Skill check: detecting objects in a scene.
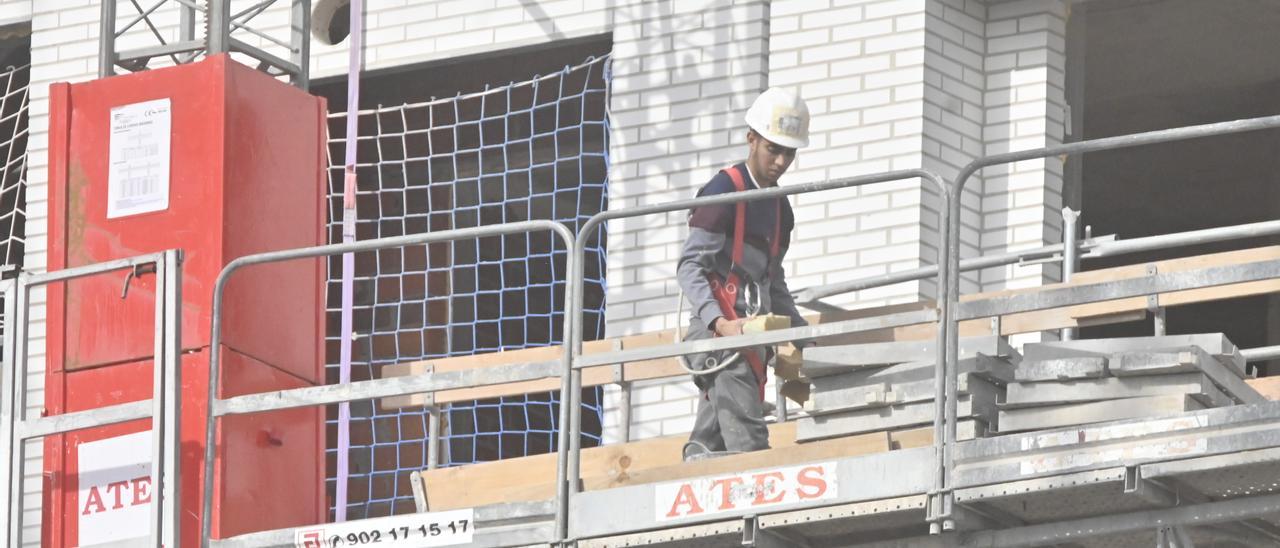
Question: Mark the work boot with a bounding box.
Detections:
[682,440,742,462]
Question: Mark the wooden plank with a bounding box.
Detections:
[381,246,1280,409]
[418,421,798,511]
[1247,376,1280,401]
[581,431,892,491]
[382,303,956,409]
[1068,247,1280,319]
[420,423,967,510]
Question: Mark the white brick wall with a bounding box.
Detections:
[0,0,30,27]
[767,0,930,313]
[980,0,1068,292]
[923,0,985,294]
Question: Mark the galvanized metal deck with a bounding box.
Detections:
[568,402,1280,548]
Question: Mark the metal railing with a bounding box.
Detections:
[937,113,1280,532]
[0,250,182,547]
[199,220,578,547]
[565,168,954,541]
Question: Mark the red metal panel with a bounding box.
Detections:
[44,55,327,547]
[49,58,226,370]
[214,348,327,539]
[52,348,324,546]
[220,59,328,384]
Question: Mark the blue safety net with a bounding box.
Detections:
[0,62,27,269]
[323,55,611,518]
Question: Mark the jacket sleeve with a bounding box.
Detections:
[677,226,728,330]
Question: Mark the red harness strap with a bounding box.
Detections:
[705,165,782,400]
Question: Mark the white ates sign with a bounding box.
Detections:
[293,508,474,548]
[107,98,171,219]
[77,431,153,546]
[654,461,838,522]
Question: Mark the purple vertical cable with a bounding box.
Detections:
[336,0,364,524]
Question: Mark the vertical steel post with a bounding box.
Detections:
[5,277,27,546]
[552,224,579,543]
[774,377,789,422]
[618,382,632,442]
[162,250,183,547]
[427,405,442,469]
[179,0,196,42]
[99,1,118,77]
[291,0,312,89]
[207,0,232,55]
[1061,207,1080,341]
[149,259,167,546]
[0,277,19,547]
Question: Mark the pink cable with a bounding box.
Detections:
[336,0,364,524]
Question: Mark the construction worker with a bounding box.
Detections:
[677,87,812,461]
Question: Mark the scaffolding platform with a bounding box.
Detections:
[566,401,1280,548]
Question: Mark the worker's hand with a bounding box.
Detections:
[712,317,749,337]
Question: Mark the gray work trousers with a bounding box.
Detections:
[684,321,771,454]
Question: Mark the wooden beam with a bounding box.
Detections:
[1247,376,1280,401]
[581,430,891,491]
[418,422,798,511]
[382,246,1280,409]
[381,302,942,409]
[416,423,946,511]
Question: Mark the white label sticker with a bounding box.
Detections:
[654,461,837,522]
[293,508,474,548]
[77,431,153,546]
[108,98,171,219]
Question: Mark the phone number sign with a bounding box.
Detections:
[294,508,473,547]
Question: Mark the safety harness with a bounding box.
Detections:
[704,164,781,401]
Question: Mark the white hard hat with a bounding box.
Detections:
[744,87,810,149]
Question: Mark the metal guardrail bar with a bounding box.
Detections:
[795,241,1068,304]
[1085,218,1280,259]
[0,277,20,547]
[1243,346,1280,363]
[212,359,564,417]
[25,251,167,285]
[15,400,154,439]
[942,113,1280,530]
[956,259,1280,321]
[0,250,182,548]
[199,220,577,547]
[799,216,1280,306]
[567,168,953,542]
[574,309,939,369]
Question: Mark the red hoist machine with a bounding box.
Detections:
[45,54,327,546]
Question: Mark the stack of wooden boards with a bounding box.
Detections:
[796,336,1019,442]
[997,334,1265,432]
[414,420,948,511]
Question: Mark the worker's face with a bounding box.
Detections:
[747,130,796,187]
